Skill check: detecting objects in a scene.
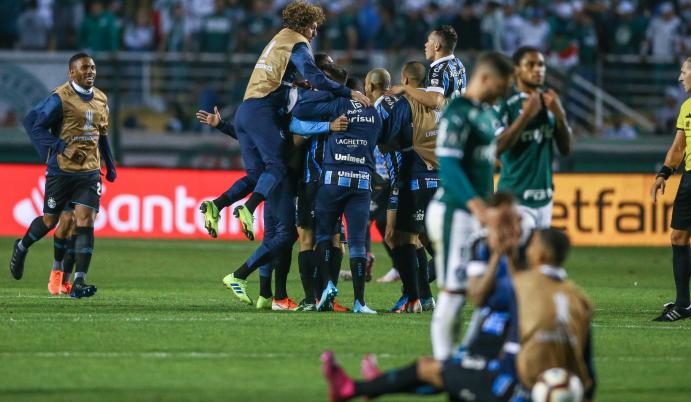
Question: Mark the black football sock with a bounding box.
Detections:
[62,235,76,278]
[274,246,292,300]
[316,241,333,289]
[330,246,344,287]
[259,274,272,299]
[74,226,94,278]
[673,245,691,307]
[353,363,423,398]
[244,192,265,214]
[20,217,51,250]
[53,236,67,270]
[417,247,433,299]
[393,244,419,300]
[350,257,367,305]
[233,263,252,280]
[212,194,232,211]
[427,258,436,283]
[298,250,316,301]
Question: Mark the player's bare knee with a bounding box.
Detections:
[42,214,59,229]
[298,229,315,251]
[416,357,443,387]
[671,229,690,246]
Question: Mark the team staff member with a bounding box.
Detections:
[10,52,116,298]
[652,56,691,322]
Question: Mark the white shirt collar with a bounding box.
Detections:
[430,54,456,68]
[71,81,93,95]
[539,265,567,281]
[374,95,385,109]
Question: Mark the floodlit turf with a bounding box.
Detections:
[1,237,690,402]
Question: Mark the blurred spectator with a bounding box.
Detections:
[401,6,429,51]
[79,1,120,52]
[0,1,22,48]
[655,87,683,135]
[604,115,638,139]
[184,0,215,52]
[642,2,682,60]
[240,0,274,54]
[373,6,402,51]
[199,0,238,53]
[501,3,524,55]
[322,2,357,54]
[17,0,51,50]
[355,0,380,50]
[517,7,550,51]
[573,10,598,80]
[123,9,155,51]
[607,1,647,55]
[451,3,481,53]
[159,2,187,52]
[480,1,504,51]
[548,26,578,70]
[52,0,83,50]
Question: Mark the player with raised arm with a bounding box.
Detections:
[495,46,572,234]
[10,53,116,298]
[221,1,370,305]
[652,56,691,321]
[387,25,466,110]
[425,51,513,361]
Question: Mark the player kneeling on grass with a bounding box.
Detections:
[10,52,116,298]
[321,216,595,401]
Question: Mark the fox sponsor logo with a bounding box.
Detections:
[523,189,553,201]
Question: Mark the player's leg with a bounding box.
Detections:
[314,186,345,311]
[414,186,438,310]
[343,190,375,313]
[272,243,298,311]
[68,174,102,298]
[48,210,75,295]
[330,232,350,312]
[297,226,317,309]
[200,175,257,238]
[61,212,77,293]
[10,175,67,280]
[255,210,277,309]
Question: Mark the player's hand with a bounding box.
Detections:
[351,90,371,107]
[385,85,406,97]
[64,144,87,165]
[522,91,542,120]
[106,168,117,182]
[651,176,666,203]
[543,89,565,117]
[293,79,312,89]
[467,198,489,226]
[329,115,348,132]
[196,106,222,128]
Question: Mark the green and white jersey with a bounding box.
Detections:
[495,88,557,208]
[435,97,500,211]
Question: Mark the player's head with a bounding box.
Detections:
[68,52,96,89]
[679,57,691,94]
[424,25,457,61]
[282,1,325,42]
[322,64,348,85]
[365,68,390,98]
[467,51,514,103]
[486,192,522,246]
[314,52,334,70]
[527,228,571,268]
[400,61,426,88]
[513,46,545,89]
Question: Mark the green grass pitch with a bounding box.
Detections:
[1,237,691,402]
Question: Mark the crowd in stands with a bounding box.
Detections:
[1,0,690,63]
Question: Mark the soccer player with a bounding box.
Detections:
[425,51,513,361]
[651,56,691,321]
[10,52,116,298]
[495,46,572,235]
[291,79,385,313]
[47,209,76,295]
[321,226,596,402]
[388,25,466,110]
[222,1,370,305]
[383,61,441,314]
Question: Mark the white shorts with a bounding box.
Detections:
[518,201,553,243]
[426,200,482,292]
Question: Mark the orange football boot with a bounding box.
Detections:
[48,270,63,295]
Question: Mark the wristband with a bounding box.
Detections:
[657,165,673,180]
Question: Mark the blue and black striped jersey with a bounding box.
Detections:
[426,54,467,99]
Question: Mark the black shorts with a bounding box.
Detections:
[672,170,691,231]
[369,184,389,223]
[395,187,436,234]
[296,181,318,229]
[43,173,101,215]
[441,359,513,402]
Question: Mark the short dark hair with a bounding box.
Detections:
[431,25,458,53]
[476,51,514,78]
[487,191,516,208]
[69,52,92,68]
[512,46,541,65]
[323,64,348,85]
[314,52,333,70]
[538,228,571,266]
[401,61,426,84]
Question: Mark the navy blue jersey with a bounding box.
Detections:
[426,55,467,99]
[383,96,439,184]
[292,90,384,181]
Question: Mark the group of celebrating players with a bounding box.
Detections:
[8,0,603,400]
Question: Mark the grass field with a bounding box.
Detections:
[1,237,691,402]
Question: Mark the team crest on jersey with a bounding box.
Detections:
[47,197,56,209]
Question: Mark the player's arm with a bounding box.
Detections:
[495,92,542,155]
[289,115,348,137]
[467,252,498,307]
[652,128,686,202]
[196,106,237,139]
[22,94,67,163]
[437,115,489,225]
[543,89,572,156]
[98,136,117,182]
[389,85,445,110]
[291,91,344,122]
